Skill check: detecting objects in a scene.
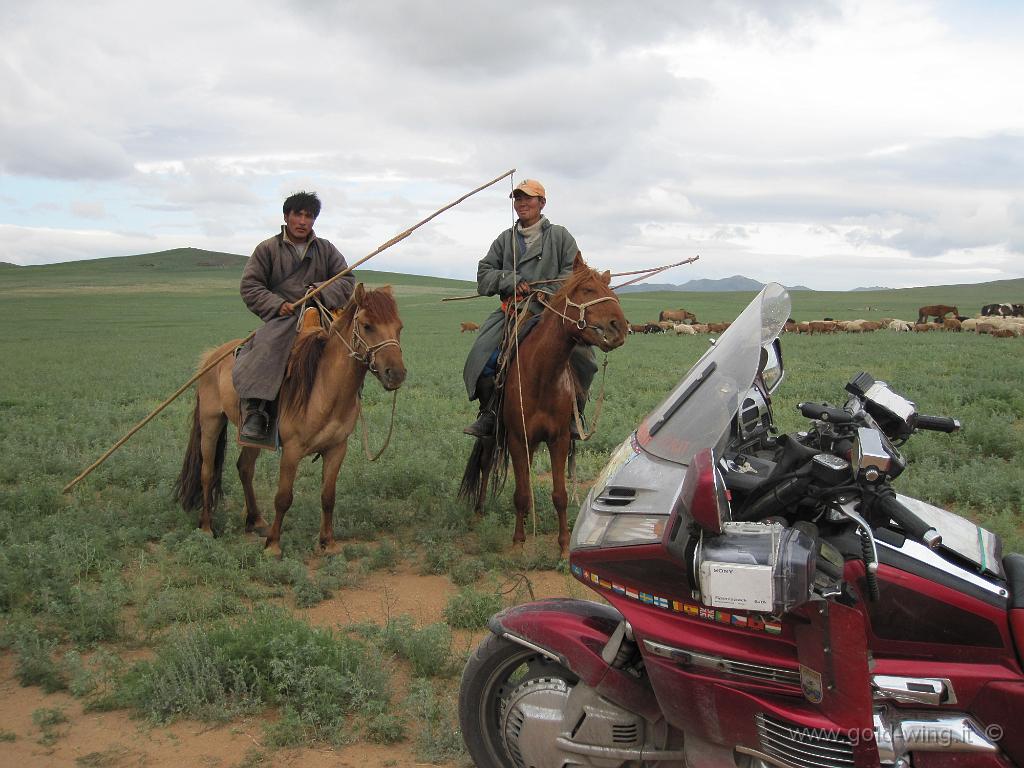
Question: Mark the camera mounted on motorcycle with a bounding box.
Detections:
[845,371,917,440]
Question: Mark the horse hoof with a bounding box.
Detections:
[320,540,343,557]
[247,519,270,537]
[263,542,283,559]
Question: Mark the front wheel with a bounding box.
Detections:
[458,633,580,768]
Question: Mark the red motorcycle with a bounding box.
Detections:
[459,284,1024,767]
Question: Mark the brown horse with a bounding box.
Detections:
[459,254,627,558]
[174,284,406,556]
[917,304,958,324]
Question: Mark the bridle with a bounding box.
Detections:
[536,288,621,333]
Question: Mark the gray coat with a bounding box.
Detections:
[462,217,597,399]
[232,228,355,401]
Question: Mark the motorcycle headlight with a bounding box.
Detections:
[571,506,667,549]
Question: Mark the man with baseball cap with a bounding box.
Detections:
[462,179,597,437]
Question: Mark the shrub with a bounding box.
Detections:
[13,629,66,693]
[442,587,502,630]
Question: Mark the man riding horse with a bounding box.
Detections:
[462,179,597,438]
[233,191,355,442]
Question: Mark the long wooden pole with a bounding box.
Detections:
[62,168,516,494]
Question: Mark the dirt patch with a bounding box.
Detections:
[0,562,593,767]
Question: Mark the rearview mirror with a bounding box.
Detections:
[761,339,784,394]
[663,448,731,562]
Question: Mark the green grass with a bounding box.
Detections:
[1,248,1022,752]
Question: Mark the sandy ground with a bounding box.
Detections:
[0,562,588,767]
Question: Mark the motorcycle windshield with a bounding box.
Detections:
[637,283,791,465]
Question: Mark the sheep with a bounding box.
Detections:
[674,323,697,335]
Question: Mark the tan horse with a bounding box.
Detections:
[459,254,627,558]
[174,284,406,556]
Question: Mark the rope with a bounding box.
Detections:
[360,389,398,461]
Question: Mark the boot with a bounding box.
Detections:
[570,393,587,440]
[240,398,270,441]
[463,376,496,437]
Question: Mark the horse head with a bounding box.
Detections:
[334,283,407,391]
[550,253,627,352]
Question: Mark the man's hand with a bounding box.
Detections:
[279,301,296,316]
[515,280,531,295]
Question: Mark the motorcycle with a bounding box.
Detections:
[458,283,1024,768]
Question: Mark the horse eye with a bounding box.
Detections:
[362,323,374,333]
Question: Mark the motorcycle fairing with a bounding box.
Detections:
[791,599,874,734]
[488,598,663,722]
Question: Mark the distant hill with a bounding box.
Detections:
[851,285,892,292]
[619,275,812,293]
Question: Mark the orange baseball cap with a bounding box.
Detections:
[510,179,546,198]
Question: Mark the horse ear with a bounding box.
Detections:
[353,283,366,304]
[572,252,586,272]
[600,270,611,285]
[380,285,394,296]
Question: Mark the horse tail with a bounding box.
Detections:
[173,395,226,512]
[458,437,489,502]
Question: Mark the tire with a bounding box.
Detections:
[458,633,579,768]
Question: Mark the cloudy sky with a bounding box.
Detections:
[2,0,1022,290]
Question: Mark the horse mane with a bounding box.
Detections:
[280,287,400,416]
[551,263,602,305]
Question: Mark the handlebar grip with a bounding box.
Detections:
[798,402,854,424]
[915,414,961,433]
[878,494,942,549]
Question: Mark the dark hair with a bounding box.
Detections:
[283,191,321,218]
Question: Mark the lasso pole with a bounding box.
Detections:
[62,168,517,494]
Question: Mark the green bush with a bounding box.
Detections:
[442,587,502,630]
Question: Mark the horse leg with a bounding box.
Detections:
[549,436,572,560]
[317,443,348,556]
[508,433,533,551]
[263,447,302,559]
[198,413,226,535]
[236,446,269,535]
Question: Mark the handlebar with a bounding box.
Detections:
[798,402,854,424]
[875,493,942,549]
[914,414,961,433]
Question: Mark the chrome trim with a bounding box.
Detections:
[898,714,998,753]
[756,713,856,767]
[877,538,1008,599]
[501,632,560,663]
[873,675,956,706]
[854,427,892,475]
[736,745,802,768]
[643,639,800,686]
[864,381,917,424]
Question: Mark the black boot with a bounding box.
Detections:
[240,398,270,441]
[464,376,496,437]
[570,393,587,440]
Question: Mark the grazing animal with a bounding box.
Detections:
[628,323,646,334]
[460,321,480,333]
[913,323,936,332]
[888,320,911,332]
[942,317,962,332]
[643,322,665,334]
[673,323,696,335]
[991,328,1016,338]
[808,321,836,335]
[659,308,697,324]
[174,284,406,557]
[917,304,958,324]
[459,255,626,558]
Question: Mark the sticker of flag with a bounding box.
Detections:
[571,565,583,577]
[639,592,654,604]
[764,620,783,635]
[730,614,748,628]
[684,604,699,617]
[715,610,732,624]
[699,607,715,620]
[590,572,600,584]
[625,587,639,600]
[653,596,669,609]
[612,583,626,595]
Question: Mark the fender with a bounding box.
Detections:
[488,597,663,721]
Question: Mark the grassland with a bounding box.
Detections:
[1,249,1022,760]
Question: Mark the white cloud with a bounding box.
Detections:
[1,0,1022,288]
